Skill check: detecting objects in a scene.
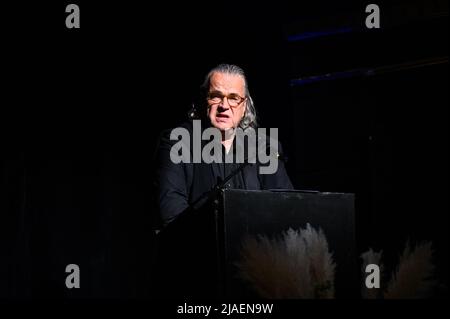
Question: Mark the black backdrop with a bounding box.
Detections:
[1,0,448,298]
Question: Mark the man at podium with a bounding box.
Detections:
[152,64,295,298]
[155,64,293,227]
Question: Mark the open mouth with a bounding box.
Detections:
[215,113,230,122]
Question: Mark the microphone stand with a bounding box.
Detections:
[163,158,251,298]
[189,158,252,211]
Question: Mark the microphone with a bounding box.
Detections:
[187,103,200,119]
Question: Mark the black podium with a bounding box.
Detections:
[155,189,356,299]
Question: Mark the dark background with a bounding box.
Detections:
[1,0,448,298]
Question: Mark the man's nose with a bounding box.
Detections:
[218,97,230,109]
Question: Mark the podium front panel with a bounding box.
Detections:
[220,189,356,298]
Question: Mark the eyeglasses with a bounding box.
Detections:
[207,92,246,108]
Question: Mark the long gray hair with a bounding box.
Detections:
[201,64,258,129]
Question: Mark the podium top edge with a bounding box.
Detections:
[223,189,355,196]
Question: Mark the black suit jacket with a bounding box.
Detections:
[155,120,293,226]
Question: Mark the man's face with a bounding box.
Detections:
[207,72,246,132]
